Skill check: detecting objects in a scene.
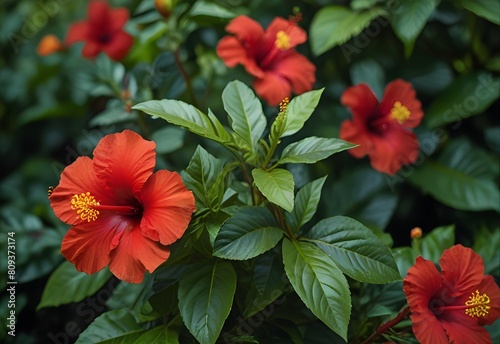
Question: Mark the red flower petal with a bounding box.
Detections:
[225,15,264,45]
[140,170,196,245]
[341,84,379,123]
[477,275,500,326]
[61,213,129,274]
[93,130,156,203]
[265,17,307,48]
[102,30,133,61]
[87,0,111,30]
[82,40,102,58]
[253,72,292,106]
[110,7,130,33]
[339,119,372,158]
[404,256,449,344]
[369,126,419,175]
[379,79,423,128]
[49,156,108,225]
[65,21,90,45]
[441,318,492,344]
[272,53,316,95]
[409,311,449,344]
[404,256,443,313]
[216,36,265,78]
[440,245,485,297]
[108,226,170,283]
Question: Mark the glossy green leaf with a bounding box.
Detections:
[222,80,266,152]
[328,168,399,230]
[304,216,401,283]
[187,1,237,23]
[133,100,230,144]
[282,88,324,137]
[213,207,283,260]
[97,325,179,344]
[279,137,355,165]
[75,309,142,344]
[182,145,226,210]
[151,126,185,154]
[310,6,387,56]
[420,225,455,263]
[37,261,112,310]
[426,72,500,128]
[456,0,500,24]
[252,168,295,212]
[287,176,327,231]
[391,0,439,49]
[178,261,236,344]
[409,139,500,212]
[282,239,351,341]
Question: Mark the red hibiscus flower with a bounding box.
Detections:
[339,80,423,175]
[403,244,500,344]
[49,130,196,283]
[65,0,133,61]
[216,15,316,106]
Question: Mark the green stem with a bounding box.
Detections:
[173,48,198,108]
[262,136,279,169]
[360,306,411,344]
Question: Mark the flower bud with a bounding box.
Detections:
[154,0,176,18]
[37,35,64,56]
[410,227,422,239]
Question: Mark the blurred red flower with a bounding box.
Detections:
[65,0,133,61]
[339,80,423,175]
[404,244,500,344]
[49,130,196,283]
[216,15,316,106]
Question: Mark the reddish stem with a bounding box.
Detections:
[361,306,411,344]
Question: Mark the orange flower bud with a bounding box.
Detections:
[410,227,422,239]
[154,0,176,18]
[37,34,64,56]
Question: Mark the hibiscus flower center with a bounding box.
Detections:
[465,290,491,318]
[71,192,100,222]
[390,101,410,124]
[70,192,141,222]
[275,30,290,50]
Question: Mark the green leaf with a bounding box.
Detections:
[282,89,324,137]
[213,207,283,260]
[151,126,185,154]
[75,309,142,344]
[279,137,355,165]
[178,261,237,344]
[252,168,295,212]
[222,80,266,152]
[97,324,180,344]
[329,168,399,231]
[310,6,387,56]
[408,139,500,212]
[187,1,237,23]
[287,176,327,231]
[37,262,112,310]
[282,239,351,341]
[456,0,500,25]
[182,145,226,210]
[133,100,230,144]
[420,225,455,263]
[391,0,439,51]
[425,72,500,128]
[304,216,401,284]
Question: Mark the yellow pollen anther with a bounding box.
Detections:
[465,290,490,318]
[279,97,290,113]
[390,101,411,124]
[70,192,100,222]
[275,31,290,50]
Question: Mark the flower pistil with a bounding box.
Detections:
[390,101,411,124]
[71,192,100,222]
[275,30,290,50]
[465,290,491,318]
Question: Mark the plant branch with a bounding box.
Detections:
[173,48,198,108]
[361,306,411,344]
